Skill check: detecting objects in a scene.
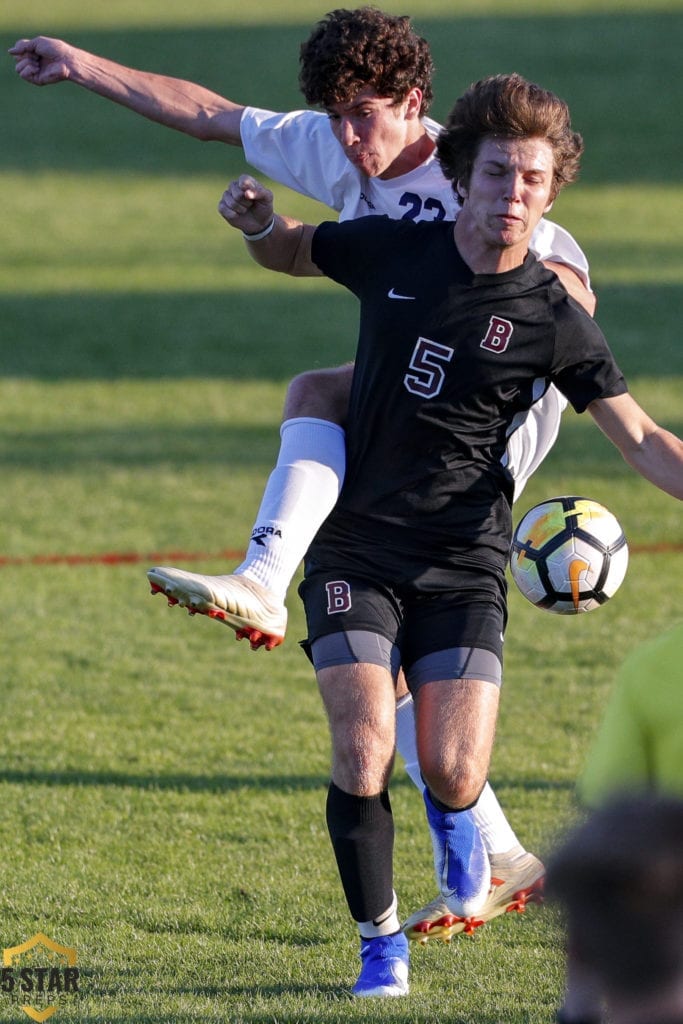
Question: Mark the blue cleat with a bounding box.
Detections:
[423,789,491,918]
[352,932,409,998]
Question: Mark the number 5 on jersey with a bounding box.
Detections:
[404,337,455,399]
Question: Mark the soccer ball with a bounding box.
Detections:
[509,496,629,613]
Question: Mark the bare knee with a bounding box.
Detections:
[415,677,498,809]
[333,730,395,797]
[329,705,396,796]
[283,364,354,426]
[318,664,396,796]
[420,754,486,810]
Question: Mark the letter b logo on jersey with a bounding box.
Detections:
[480,315,513,353]
[326,580,352,615]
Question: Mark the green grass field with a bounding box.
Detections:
[1,1,681,1021]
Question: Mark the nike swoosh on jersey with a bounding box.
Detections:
[388,288,416,300]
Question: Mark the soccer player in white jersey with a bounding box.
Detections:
[11,8,595,940]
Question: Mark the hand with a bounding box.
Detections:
[9,36,74,85]
[218,175,274,235]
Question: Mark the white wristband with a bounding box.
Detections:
[242,217,275,242]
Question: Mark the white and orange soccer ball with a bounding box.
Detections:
[509,496,629,614]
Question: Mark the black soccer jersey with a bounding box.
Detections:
[309,216,627,575]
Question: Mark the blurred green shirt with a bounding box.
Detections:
[579,623,683,807]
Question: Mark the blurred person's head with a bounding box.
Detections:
[547,794,683,1024]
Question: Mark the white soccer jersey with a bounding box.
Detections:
[240,105,592,498]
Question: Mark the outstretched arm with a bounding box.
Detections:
[588,392,683,499]
[218,175,320,277]
[9,36,245,144]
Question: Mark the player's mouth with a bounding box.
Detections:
[494,213,526,234]
[497,212,523,225]
[347,149,373,168]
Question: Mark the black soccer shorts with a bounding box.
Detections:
[298,566,507,692]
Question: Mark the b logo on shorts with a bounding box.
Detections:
[480,315,513,353]
[326,580,352,615]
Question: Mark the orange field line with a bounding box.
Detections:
[0,543,681,568]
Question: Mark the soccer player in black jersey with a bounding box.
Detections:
[220,73,683,998]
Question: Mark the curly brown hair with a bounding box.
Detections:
[299,7,434,114]
[436,74,583,202]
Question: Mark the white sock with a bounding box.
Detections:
[395,691,520,856]
[358,892,400,939]
[472,783,520,855]
[235,417,346,600]
[395,694,423,789]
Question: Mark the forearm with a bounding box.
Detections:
[63,46,244,143]
[218,175,320,276]
[589,395,683,500]
[620,427,683,499]
[244,216,319,276]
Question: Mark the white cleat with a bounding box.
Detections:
[403,850,545,944]
[147,568,287,651]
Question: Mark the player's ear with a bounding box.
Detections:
[544,200,554,213]
[404,87,423,118]
[456,179,468,203]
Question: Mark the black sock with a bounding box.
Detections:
[326,781,394,923]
